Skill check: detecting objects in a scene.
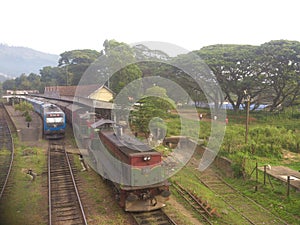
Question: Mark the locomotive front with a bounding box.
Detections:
[87,121,170,212]
[43,104,66,139]
[120,151,171,212]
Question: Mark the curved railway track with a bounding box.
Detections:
[197,168,287,225]
[48,140,88,225]
[0,103,14,199]
[131,209,177,225]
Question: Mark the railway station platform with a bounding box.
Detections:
[4,105,42,142]
[259,165,300,191]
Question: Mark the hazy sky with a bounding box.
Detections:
[1,0,299,55]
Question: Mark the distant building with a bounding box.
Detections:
[44,85,114,102]
[6,90,39,95]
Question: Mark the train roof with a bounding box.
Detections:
[26,97,44,105]
[65,103,83,112]
[101,131,156,155]
[43,104,64,113]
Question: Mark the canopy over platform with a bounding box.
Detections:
[91,119,115,128]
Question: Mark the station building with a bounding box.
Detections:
[43,84,114,120]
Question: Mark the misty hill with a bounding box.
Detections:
[0,44,59,81]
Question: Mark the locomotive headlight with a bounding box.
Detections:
[143,156,151,161]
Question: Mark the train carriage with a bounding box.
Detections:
[22,97,66,139]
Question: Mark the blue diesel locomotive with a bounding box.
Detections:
[25,97,66,139]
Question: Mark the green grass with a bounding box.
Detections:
[164,106,300,223]
[0,149,11,156]
[223,171,300,224]
[72,153,130,225]
[0,139,47,225]
[170,166,251,224]
[285,161,300,171]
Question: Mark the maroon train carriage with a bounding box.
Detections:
[36,97,171,212]
[89,120,170,212]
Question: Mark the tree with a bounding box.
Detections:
[133,44,170,61]
[58,49,100,67]
[169,52,225,111]
[129,86,175,138]
[101,40,142,95]
[27,73,42,92]
[40,66,64,85]
[2,79,16,91]
[256,40,300,111]
[58,49,101,86]
[195,44,264,111]
[145,86,168,97]
[14,74,31,90]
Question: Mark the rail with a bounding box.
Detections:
[172,182,214,225]
[131,209,177,225]
[48,140,88,225]
[0,103,14,199]
[197,168,287,225]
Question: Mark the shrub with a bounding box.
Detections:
[220,125,298,159]
[25,114,32,122]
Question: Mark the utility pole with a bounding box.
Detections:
[244,90,250,144]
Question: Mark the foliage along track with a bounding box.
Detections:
[197,168,287,225]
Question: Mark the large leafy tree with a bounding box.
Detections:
[58,49,100,85]
[2,79,16,90]
[2,73,42,92]
[40,66,64,85]
[27,73,42,91]
[58,49,100,66]
[101,40,142,95]
[14,74,31,90]
[132,45,208,106]
[195,44,264,111]
[256,40,300,111]
[170,53,216,108]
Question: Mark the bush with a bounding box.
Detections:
[25,114,32,122]
[220,125,298,159]
[23,110,29,117]
[230,151,249,178]
[249,126,297,156]
[221,125,245,154]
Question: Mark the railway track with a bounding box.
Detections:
[172,182,214,225]
[131,209,178,225]
[48,140,88,225]
[197,168,287,225]
[0,103,14,199]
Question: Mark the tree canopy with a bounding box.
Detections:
[129,86,175,138]
[195,40,300,111]
[2,39,300,112]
